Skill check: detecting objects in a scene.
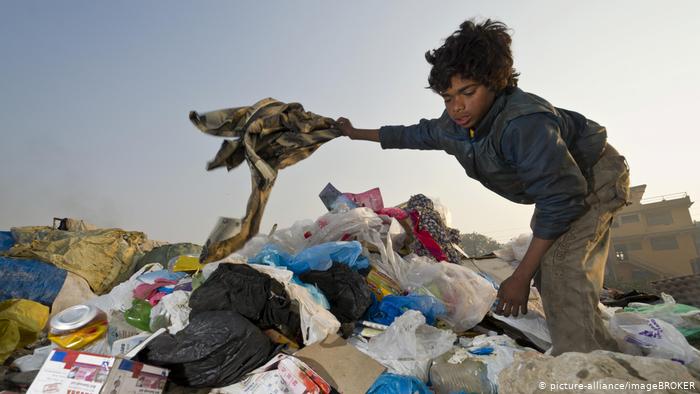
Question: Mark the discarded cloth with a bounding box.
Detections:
[299,263,373,323]
[190,98,341,262]
[138,310,275,388]
[406,194,462,264]
[189,263,300,338]
[3,227,148,294]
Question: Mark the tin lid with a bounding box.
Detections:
[49,304,103,334]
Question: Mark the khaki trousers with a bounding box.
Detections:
[538,144,630,355]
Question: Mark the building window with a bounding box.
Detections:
[646,210,673,226]
[650,235,679,251]
[614,244,628,261]
[627,241,642,251]
[692,258,700,274]
[620,214,640,224]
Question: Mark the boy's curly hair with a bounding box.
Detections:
[426,19,519,94]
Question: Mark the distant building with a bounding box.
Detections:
[606,185,700,282]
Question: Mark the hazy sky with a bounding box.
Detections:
[2,1,699,244]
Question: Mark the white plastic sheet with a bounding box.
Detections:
[364,310,456,381]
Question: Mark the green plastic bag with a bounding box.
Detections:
[124,299,152,332]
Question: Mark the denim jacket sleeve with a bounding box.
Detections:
[378,110,453,150]
[502,113,588,240]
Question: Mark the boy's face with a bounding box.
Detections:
[440,75,496,130]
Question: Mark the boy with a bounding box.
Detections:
[336,19,630,355]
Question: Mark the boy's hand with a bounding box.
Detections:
[495,273,530,317]
[335,117,356,138]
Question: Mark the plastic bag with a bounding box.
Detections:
[138,310,275,388]
[624,293,700,339]
[368,294,447,326]
[299,264,372,323]
[287,284,340,345]
[85,263,163,313]
[250,241,368,274]
[0,299,49,363]
[366,373,431,394]
[291,241,368,273]
[366,310,456,381]
[149,290,191,334]
[400,254,497,331]
[609,312,700,366]
[124,299,153,332]
[493,233,532,263]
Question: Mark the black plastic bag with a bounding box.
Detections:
[137,310,275,388]
[299,263,372,323]
[189,263,300,337]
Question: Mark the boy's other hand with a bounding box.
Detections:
[495,274,530,317]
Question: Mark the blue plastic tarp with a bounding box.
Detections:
[0,257,67,306]
[0,231,14,251]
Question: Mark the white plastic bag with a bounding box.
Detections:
[365,310,456,381]
[287,284,340,345]
[493,233,532,263]
[85,263,163,313]
[149,290,191,334]
[400,255,497,331]
[609,312,700,366]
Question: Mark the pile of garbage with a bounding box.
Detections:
[2,185,700,393]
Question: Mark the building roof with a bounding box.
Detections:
[650,274,700,308]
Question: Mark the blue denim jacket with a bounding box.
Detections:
[379,88,607,240]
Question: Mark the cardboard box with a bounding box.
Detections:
[27,349,168,394]
[293,335,385,394]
